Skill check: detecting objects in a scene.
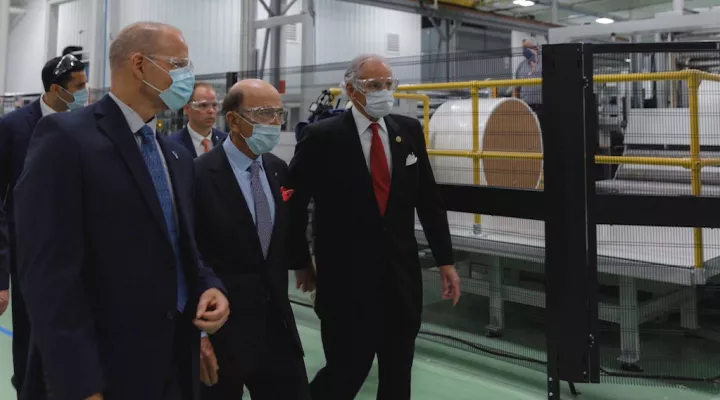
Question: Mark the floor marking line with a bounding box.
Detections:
[0,326,12,338]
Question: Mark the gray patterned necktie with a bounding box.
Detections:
[250,160,272,258]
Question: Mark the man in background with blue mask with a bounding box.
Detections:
[193,79,310,400]
[285,53,460,400]
[13,21,229,400]
[0,52,86,397]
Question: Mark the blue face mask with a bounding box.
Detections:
[237,114,281,155]
[59,87,88,111]
[143,57,195,112]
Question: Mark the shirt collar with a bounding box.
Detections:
[187,124,212,145]
[223,136,263,173]
[40,95,58,117]
[108,91,157,135]
[351,104,387,136]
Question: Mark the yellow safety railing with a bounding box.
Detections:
[328,69,720,268]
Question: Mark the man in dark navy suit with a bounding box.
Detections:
[0,53,87,396]
[14,21,229,400]
[194,79,309,400]
[168,82,227,158]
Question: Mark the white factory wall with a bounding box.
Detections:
[5,0,46,94]
[57,0,93,60]
[5,0,422,94]
[313,0,422,87]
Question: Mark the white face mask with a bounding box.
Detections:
[354,88,395,119]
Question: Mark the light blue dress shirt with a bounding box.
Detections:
[223,138,276,227]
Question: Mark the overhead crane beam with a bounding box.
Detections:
[337,0,557,35]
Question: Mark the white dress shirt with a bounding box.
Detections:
[187,124,213,156]
[40,95,57,117]
[351,105,392,175]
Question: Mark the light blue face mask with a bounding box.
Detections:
[236,114,282,155]
[355,88,395,119]
[143,57,195,112]
[59,87,88,111]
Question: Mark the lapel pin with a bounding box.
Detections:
[275,172,278,177]
[171,150,179,160]
[395,136,402,143]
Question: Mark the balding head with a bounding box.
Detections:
[224,79,285,158]
[109,22,182,71]
[108,21,192,121]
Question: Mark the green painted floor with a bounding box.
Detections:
[2,303,720,399]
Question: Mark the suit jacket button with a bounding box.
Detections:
[166,311,176,320]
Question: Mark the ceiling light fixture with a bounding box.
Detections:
[596,17,614,24]
[513,0,535,6]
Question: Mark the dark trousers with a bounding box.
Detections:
[10,244,31,398]
[310,310,420,400]
[201,317,309,400]
[163,314,195,400]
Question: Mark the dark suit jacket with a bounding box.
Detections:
[13,95,226,400]
[286,112,454,323]
[0,198,7,291]
[0,100,43,290]
[194,145,303,366]
[168,126,227,158]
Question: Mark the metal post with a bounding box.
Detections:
[542,42,600,400]
[300,0,316,119]
[0,0,10,95]
[270,0,283,87]
[87,0,107,92]
[240,0,258,77]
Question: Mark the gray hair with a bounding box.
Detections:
[108,21,180,71]
[343,54,391,83]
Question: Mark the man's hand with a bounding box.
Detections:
[85,394,103,400]
[0,290,8,316]
[295,267,316,293]
[200,336,219,386]
[439,265,461,306]
[193,288,229,334]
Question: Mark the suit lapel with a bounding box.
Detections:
[180,128,198,158]
[262,157,284,251]
[343,112,377,207]
[385,115,407,194]
[157,138,189,235]
[95,96,169,238]
[26,100,42,130]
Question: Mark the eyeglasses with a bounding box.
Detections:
[147,55,194,72]
[353,77,399,93]
[53,54,84,81]
[189,100,219,111]
[239,106,288,125]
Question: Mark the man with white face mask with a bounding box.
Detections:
[193,79,310,400]
[285,54,461,400]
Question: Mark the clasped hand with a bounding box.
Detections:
[193,288,230,334]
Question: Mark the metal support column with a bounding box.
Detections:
[542,42,600,400]
[87,0,108,92]
[300,0,316,118]
[0,0,9,96]
[428,18,459,82]
[240,0,258,77]
[270,0,283,87]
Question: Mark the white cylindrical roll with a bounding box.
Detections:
[426,97,544,242]
[428,97,543,189]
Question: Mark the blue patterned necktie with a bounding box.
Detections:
[250,160,272,258]
[136,125,188,312]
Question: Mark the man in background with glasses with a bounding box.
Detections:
[0,52,86,397]
[13,21,229,400]
[193,79,309,400]
[285,54,461,400]
[169,82,227,158]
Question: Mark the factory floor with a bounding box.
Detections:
[1,303,719,399]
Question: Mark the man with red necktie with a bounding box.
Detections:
[286,53,461,400]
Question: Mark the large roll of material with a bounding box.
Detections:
[425,97,544,244]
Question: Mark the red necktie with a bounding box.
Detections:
[201,138,211,153]
[369,123,391,216]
